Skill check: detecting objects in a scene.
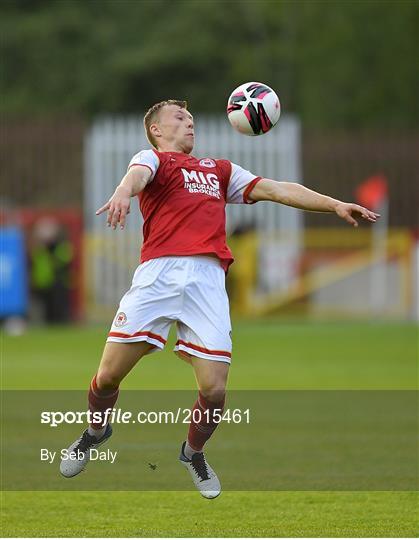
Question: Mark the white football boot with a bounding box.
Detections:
[179,441,221,499]
[60,424,113,478]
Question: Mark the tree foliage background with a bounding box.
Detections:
[1,0,418,128]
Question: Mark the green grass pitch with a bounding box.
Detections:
[2,320,418,537]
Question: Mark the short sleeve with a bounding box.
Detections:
[226,163,262,204]
[128,149,160,182]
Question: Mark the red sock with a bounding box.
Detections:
[88,374,119,429]
[187,391,225,451]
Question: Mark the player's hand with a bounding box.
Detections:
[335,202,380,227]
[96,186,131,229]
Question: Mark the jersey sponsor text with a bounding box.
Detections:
[181,168,221,199]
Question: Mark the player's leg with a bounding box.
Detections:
[175,256,233,498]
[97,341,154,387]
[88,340,155,437]
[186,355,229,452]
[60,341,155,478]
[177,352,229,499]
[176,256,232,450]
[60,258,177,478]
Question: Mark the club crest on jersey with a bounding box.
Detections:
[199,158,216,168]
[114,312,127,327]
[181,168,220,199]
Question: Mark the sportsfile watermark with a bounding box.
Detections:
[2,390,417,491]
[41,407,250,427]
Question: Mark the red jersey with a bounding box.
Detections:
[128,149,261,271]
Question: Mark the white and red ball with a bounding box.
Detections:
[227,82,281,136]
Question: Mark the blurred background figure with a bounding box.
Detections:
[29,218,73,324]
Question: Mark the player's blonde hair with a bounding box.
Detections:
[143,100,188,148]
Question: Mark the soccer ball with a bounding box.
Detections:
[227,82,281,136]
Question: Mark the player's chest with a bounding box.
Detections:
[155,157,226,201]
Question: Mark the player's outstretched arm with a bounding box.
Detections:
[96,166,152,229]
[248,178,380,227]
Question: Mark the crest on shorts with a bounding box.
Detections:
[199,158,216,168]
[114,312,127,327]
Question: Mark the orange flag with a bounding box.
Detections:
[355,175,388,210]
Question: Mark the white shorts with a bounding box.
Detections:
[107,256,232,363]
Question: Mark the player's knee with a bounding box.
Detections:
[96,369,121,390]
[200,385,226,404]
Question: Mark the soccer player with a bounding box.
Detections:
[60,100,379,498]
